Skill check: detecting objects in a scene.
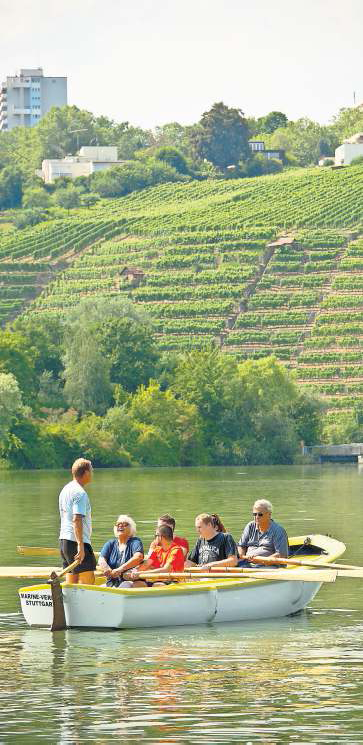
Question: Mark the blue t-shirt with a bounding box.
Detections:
[100,537,144,587]
[238,519,288,558]
[59,480,92,544]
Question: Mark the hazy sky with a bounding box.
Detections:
[1,0,362,129]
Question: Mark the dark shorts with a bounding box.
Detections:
[59,539,97,574]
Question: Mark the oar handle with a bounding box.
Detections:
[57,559,80,579]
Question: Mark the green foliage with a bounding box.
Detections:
[80,192,99,208]
[0,331,37,404]
[271,119,339,166]
[0,372,23,447]
[54,186,81,211]
[154,146,189,174]
[257,111,288,134]
[189,102,250,169]
[14,209,48,229]
[91,160,184,198]
[97,317,160,392]
[350,155,363,167]
[331,107,363,141]
[22,187,51,209]
[0,167,23,210]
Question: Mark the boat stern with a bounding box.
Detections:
[19,584,54,627]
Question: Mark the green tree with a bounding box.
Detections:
[63,336,113,416]
[154,146,189,174]
[271,119,338,165]
[189,102,250,170]
[127,381,205,466]
[0,372,23,447]
[22,187,50,209]
[331,107,363,141]
[0,331,37,404]
[98,317,160,392]
[54,185,81,211]
[171,347,238,457]
[153,122,191,154]
[80,192,99,208]
[0,167,23,209]
[11,314,63,378]
[14,208,48,229]
[257,111,288,134]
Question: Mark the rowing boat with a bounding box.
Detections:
[18,534,345,629]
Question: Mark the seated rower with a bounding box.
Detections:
[98,514,144,587]
[186,513,238,570]
[147,513,189,558]
[129,524,185,586]
[237,499,288,566]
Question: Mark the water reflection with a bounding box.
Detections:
[2,465,363,741]
[0,613,360,742]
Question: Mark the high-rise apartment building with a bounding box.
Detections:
[0,68,67,131]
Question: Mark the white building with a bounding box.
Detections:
[41,146,125,183]
[335,133,363,165]
[0,68,67,131]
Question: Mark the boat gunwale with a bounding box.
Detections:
[18,534,346,599]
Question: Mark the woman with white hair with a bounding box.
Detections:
[237,499,288,565]
[98,515,144,587]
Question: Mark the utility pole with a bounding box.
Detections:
[69,128,88,152]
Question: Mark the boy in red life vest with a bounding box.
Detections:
[129,524,184,586]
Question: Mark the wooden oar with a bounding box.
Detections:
[0,566,65,579]
[17,545,101,559]
[247,556,363,575]
[136,569,337,583]
[48,559,81,631]
[188,564,363,580]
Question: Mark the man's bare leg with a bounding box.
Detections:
[65,571,95,584]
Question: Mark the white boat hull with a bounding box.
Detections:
[18,534,345,630]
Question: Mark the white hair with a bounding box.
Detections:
[113,514,137,537]
[254,499,273,514]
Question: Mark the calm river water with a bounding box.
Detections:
[1,465,363,743]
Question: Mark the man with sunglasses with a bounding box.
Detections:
[237,499,288,566]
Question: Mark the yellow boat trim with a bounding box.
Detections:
[18,534,346,599]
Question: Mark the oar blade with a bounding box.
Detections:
[17,546,59,557]
[336,568,363,578]
[0,566,62,579]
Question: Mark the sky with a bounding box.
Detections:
[0,0,362,130]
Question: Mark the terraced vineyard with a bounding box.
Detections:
[1,164,363,412]
[0,218,124,324]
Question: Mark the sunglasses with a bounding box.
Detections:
[116,522,130,528]
[252,512,264,517]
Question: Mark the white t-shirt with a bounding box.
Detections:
[59,480,92,544]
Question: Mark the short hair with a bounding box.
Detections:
[71,458,92,478]
[113,514,137,537]
[254,499,273,513]
[158,513,175,531]
[158,524,173,541]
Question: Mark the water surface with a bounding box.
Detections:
[1,465,363,743]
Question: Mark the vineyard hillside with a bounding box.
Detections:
[1,165,363,414]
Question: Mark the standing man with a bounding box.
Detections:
[59,457,97,584]
[237,499,288,565]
